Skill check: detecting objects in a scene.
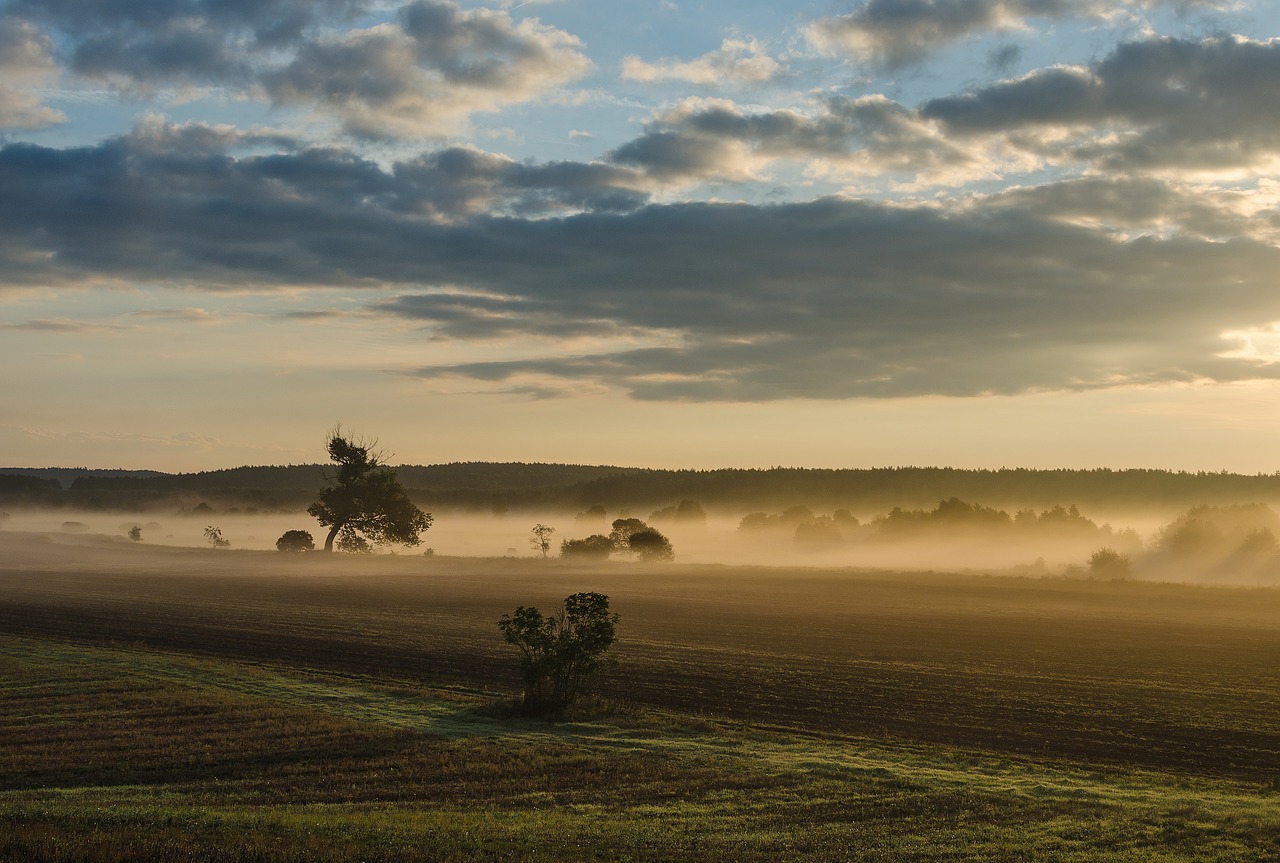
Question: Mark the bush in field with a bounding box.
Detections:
[276,530,315,552]
[498,592,619,714]
[1088,547,1130,579]
[628,528,674,562]
[127,525,142,542]
[560,534,613,559]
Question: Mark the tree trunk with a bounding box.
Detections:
[323,523,341,552]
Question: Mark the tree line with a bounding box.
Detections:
[9,464,1280,515]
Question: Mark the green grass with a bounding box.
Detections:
[2,632,1278,862]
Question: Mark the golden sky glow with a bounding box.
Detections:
[3,0,1280,471]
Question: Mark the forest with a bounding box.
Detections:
[5,463,1280,515]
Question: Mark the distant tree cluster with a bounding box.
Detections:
[737,498,1137,554]
[649,499,706,525]
[1134,504,1280,580]
[559,517,674,562]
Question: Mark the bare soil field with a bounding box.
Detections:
[2,531,1278,783]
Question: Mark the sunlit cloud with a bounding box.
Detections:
[805,0,1231,68]
[607,96,983,187]
[0,17,64,129]
[262,1,592,139]
[622,38,782,85]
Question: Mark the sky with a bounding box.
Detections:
[4,0,1280,473]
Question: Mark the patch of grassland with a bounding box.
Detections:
[2,633,1278,862]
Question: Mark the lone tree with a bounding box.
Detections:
[530,524,556,558]
[307,427,433,553]
[498,592,619,714]
[276,529,315,552]
[203,525,230,548]
[127,525,142,543]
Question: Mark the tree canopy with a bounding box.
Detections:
[307,428,433,553]
[628,528,674,562]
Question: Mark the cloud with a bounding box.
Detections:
[11,425,221,448]
[369,290,667,341]
[0,17,64,129]
[621,37,782,85]
[608,34,1280,187]
[922,35,1280,175]
[5,127,1280,401]
[8,0,368,87]
[262,0,591,138]
[607,96,977,184]
[391,146,647,220]
[807,0,1079,67]
[6,0,588,137]
[0,318,126,333]
[805,0,1226,68]
[124,307,220,322]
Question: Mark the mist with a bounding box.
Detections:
[5,496,1277,587]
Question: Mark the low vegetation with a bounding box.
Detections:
[498,591,619,714]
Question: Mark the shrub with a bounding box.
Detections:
[276,530,315,552]
[560,534,614,559]
[498,592,619,714]
[1088,547,1130,579]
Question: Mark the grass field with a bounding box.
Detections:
[1,532,1279,860]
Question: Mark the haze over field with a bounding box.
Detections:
[4,1,1280,472]
[5,492,1278,587]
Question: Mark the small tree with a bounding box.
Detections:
[203,525,230,549]
[628,528,674,562]
[530,523,556,558]
[276,529,315,552]
[127,525,142,543]
[560,534,614,559]
[307,426,433,552]
[498,592,619,714]
[1089,547,1130,579]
